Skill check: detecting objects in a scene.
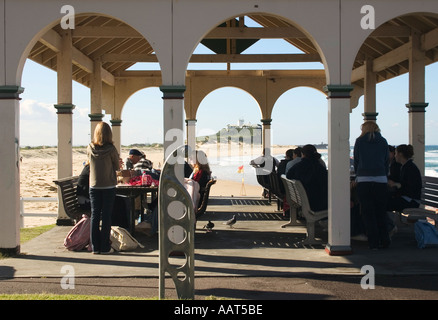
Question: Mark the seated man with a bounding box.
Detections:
[134,153,153,171]
[124,149,143,170]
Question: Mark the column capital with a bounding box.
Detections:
[362,112,378,121]
[54,103,75,114]
[160,85,186,99]
[88,113,104,121]
[406,102,428,113]
[323,85,354,98]
[0,85,24,100]
[260,118,272,125]
[185,119,197,125]
[110,119,122,126]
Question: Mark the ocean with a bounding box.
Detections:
[208,145,438,186]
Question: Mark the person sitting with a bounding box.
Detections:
[286,144,328,212]
[250,150,279,172]
[388,145,401,183]
[285,147,302,175]
[134,152,153,171]
[124,149,143,170]
[190,150,212,205]
[277,149,294,178]
[387,144,422,212]
[77,161,91,210]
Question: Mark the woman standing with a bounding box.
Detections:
[354,121,390,250]
[87,122,120,254]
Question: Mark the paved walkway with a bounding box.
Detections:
[1,196,438,299]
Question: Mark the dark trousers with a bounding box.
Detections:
[356,182,390,249]
[90,188,116,253]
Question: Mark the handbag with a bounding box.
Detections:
[110,226,144,251]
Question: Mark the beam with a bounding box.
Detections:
[39,30,114,86]
[72,26,142,38]
[102,53,321,63]
[352,42,410,82]
[205,26,307,39]
[352,27,438,83]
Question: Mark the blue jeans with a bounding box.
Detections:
[356,182,390,249]
[89,188,116,253]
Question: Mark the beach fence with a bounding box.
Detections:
[19,197,58,227]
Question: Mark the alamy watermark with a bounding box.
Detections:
[360,265,375,289]
[60,265,75,290]
[360,5,376,30]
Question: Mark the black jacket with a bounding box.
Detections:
[398,159,422,200]
[286,157,328,211]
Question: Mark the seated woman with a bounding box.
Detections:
[286,144,328,212]
[387,144,422,212]
[77,161,91,210]
[190,150,212,206]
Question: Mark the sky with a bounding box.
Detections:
[19,19,438,148]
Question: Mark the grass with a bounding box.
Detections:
[0,224,56,259]
[0,293,153,300]
[20,224,56,243]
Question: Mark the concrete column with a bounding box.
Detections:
[185,119,197,154]
[324,85,353,256]
[110,119,122,154]
[0,86,24,254]
[160,86,186,162]
[407,32,427,174]
[261,118,272,156]
[55,29,75,226]
[363,58,378,121]
[89,58,104,136]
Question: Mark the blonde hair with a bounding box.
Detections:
[92,122,113,146]
[360,121,380,139]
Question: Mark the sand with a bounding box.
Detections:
[20,145,294,228]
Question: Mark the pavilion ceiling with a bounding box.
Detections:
[28,13,438,89]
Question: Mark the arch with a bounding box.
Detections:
[172,5,333,85]
[9,4,167,86]
[120,87,164,146]
[271,86,328,146]
[114,76,163,120]
[187,80,264,121]
[195,86,262,131]
[345,9,438,84]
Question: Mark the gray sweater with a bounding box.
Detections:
[87,143,120,188]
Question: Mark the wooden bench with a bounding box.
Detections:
[254,166,283,210]
[195,179,216,219]
[398,176,438,228]
[54,176,90,222]
[281,175,328,244]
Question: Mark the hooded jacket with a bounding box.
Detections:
[354,131,389,178]
[87,143,120,188]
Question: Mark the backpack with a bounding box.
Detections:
[64,215,91,251]
[110,226,144,251]
[415,220,438,249]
